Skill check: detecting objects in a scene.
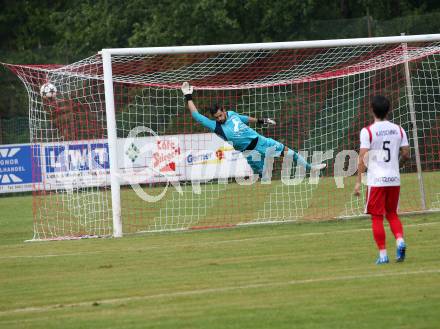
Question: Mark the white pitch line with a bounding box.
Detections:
[1,221,439,260]
[1,268,439,317]
[0,247,161,260]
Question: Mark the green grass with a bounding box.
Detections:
[0,194,440,328]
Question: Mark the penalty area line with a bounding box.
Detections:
[1,268,439,316]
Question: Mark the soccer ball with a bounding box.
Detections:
[40,83,57,99]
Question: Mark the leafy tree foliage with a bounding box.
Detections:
[1,0,440,118]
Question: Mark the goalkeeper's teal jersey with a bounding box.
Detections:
[191,110,260,151]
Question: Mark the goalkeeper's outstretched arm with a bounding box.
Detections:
[181,82,216,131]
[181,81,276,128]
[181,82,197,114]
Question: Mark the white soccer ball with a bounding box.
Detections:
[40,83,57,99]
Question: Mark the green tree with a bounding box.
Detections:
[1,0,440,120]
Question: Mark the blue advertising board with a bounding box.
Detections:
[0,144,41,193]
[0,140,110,193]
[44,143,109,173]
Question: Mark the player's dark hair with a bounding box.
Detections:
[208,104,223,116]
[371,95,390,119]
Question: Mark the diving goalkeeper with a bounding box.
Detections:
[181,82,326,177]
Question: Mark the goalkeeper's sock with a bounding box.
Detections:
[286,149,311,170]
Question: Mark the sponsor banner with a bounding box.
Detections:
[118,133,252,185]
[1,133,254,193]
[118,135,184,184]
[42,141,110,190]
[182,134,253,180]
[0,144,41,193]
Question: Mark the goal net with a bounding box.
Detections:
[5,34,440,240]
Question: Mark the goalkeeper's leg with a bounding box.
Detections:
[245,153,265,176]
[284,148,311,171]
[256,136,326,172]
[254,137,305,166]
[245,136,326,176]
[284,147,327,172]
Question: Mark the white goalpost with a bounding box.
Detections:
[5,33,440,240]
[102,51,122,238]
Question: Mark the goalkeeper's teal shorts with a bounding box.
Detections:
[244,136,285,175]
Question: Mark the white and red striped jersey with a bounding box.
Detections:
[360,120,409,187]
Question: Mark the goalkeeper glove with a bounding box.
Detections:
[181,82,194,102]
[257,118,277,126]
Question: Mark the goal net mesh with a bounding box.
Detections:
[5,40,440,239]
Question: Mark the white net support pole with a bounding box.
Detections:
[102,50,122,237]
[401,33,427,210]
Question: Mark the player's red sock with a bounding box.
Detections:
[385,212,404,239]
[371,215,386,250]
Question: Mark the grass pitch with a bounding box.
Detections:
[0,194,440,329]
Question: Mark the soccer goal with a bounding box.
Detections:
[5,34,440,240]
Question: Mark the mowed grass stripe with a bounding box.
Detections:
[1,268,439,316]
[0,220,438,259]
